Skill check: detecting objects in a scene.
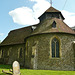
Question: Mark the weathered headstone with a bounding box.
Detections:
[13,61,20,75]
[2,61,21,75]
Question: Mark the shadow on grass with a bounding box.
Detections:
[0,64,12,69]
[0,73,12,75]
[0,64,25,69]
[0,73,7,75]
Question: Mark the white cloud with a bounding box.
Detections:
[9,0,75,27]
[62,10,75,27]
[0,33,4,36]
[9,0,50,25]
[9,7,39,25]
[32,0,50,18]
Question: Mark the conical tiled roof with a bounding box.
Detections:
[31,18,75,35]
[45,6,60,12]
[38,6,65,20]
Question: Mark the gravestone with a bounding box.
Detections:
[13,61,20,75]
[2,61,21,75]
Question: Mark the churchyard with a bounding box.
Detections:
[0,64,75,75]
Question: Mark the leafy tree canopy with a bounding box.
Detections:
[0,40,1,43]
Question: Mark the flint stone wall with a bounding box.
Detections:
[0,44,25,66]
[25,33,75,70]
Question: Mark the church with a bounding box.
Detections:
[0,6,75,71]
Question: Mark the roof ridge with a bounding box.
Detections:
[45,6,61,12]
[10,26,31,32]
[10,24,38,33]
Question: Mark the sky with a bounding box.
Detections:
[0,0,75,41]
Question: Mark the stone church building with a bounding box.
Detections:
[0,7,75,70]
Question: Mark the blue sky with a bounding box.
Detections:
[0,0,75,41]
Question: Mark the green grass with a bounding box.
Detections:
[0,64,75,75]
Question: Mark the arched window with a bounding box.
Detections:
[51,37,60,58]
[8,47,12,56]
[52,21,56,28]
[2,50,3,57]
[20,48,22,58]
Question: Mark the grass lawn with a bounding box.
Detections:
[0,64,75,75]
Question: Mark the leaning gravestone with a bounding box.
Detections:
[13,61,21,75]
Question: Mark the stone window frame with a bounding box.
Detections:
[50,36,61,59]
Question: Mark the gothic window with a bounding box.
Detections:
[51,37,60,58]
[52,21,56,28]
[20,48,22,58]
[8,47,12,56]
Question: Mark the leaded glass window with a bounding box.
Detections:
[51,38,60,58]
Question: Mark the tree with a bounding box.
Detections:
[0,40,1,43]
